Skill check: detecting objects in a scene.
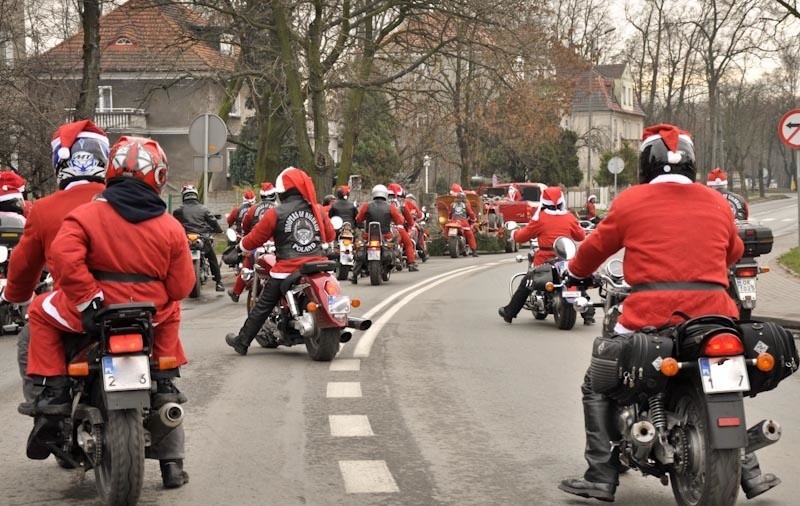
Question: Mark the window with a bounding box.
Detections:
[229,93,241,117]
[0,31,13,66]
[115,37,133,45]
[220,33,234,56]
[98,86,113,110]
[226,147,236,178]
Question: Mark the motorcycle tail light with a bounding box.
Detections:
[386,242,393,247]
[158,356,178,370]
[702,333,744,356]
[734,267,758,277]
[756,352,775,372]
[109,334,144,354]
[351,298,361,308]
[68,362,90,377]
[343,239,352,246]
[307,302,318,312]
[717,417,741,427]
[324,281,340,296]
[187,233,199,241]
[369,241,380,247]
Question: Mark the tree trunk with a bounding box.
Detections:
[73,0,102,119]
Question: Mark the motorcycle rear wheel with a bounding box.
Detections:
[368,261,382,286]
[306,326,340,361]
[668,382,740,506]
[448,237,459,258]
[337,264,351,281]
[553,295,577,330]
[189,259,201,298]
[95,409,144,506]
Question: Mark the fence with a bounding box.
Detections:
[565,187,611,211]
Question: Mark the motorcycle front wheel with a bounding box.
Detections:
[95,409,144,506]
[306,326,340,361]
[553,295,577,330]
[189,259,201,298]
[668,382,740,506]
[336,264,351,281]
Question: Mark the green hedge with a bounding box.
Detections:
[428,230,506,256]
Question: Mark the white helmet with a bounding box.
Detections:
[372,184,389,200]
[588,195,597,202]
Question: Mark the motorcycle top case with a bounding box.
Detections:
[590,331,674,405]
[739,321,799,396]
[737,222,773,257]
[530,264,554,291]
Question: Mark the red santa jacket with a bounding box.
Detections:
[226,205,240,227]
[569,180,744,330]
[4,182,105,303]
[584,200,596,219]
[47,199,195,324]
[400,200,417,228]
[514,211,585,265]
[241,202,335,278]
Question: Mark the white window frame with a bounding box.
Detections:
[229,93,241,117]
[98,86,113,111]
[220,33,234,56]
[226,147,236,178]
[1,31,13,65]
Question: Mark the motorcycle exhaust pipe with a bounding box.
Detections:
[346,317,372,331]
[573,297,591,313]
[630,421,656,462]
[158,402,184,429]
[745,419,781,454]
[339,331,352,343]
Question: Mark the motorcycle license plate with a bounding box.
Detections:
[698,356,750,394]
[191,250,201,260]
[367,249,381,261]
[102,355,151,392]
[340,253,354,265]
[328,295,351,314]
[448,228,458,236]
[735,277,756,299]
[562,290,581,299]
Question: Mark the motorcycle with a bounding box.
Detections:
[410,213,430,263]
[0,214,25,332]
[589,307,798,505]
[330,217,356,281]
[597,258,630,338]
[353,222,398,286]
[221,228,243,273]
[507,223,596,330]
[186,233,211,298]
[243,240,370,360]
[729,222,773,320]
[444,219,473,258]
[24,302,185,506]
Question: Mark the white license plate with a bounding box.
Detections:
[699,355,750,394]
[735,277,756,298]
[191,250,201,260]
[102,355,151,392]
[367,249,381,261]
[328,295,351,314]
[562,290,581,299]
[448,228,458,236]
[340,253,354,265]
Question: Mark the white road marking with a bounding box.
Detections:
[782,218,793,222]
[329,415,374,437]
[329,358,361,371]
[327,382,362,398]
[354,265,491,358]
[762,218,776,222]
[339,460,399,493]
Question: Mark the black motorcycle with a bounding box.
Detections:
[728,222,773,320]
[0,213,26,332]
[186,233,211,298]
[598,258,629,338]
[353,222,399,286]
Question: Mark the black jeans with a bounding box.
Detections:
[504,276,531,318]
[203,239,222,283]
[237,277,283,345]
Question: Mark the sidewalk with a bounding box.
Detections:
[751,233,800,325]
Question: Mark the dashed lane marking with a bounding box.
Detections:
[782,218,793,222]
[327,382,362,398]
[329,415,374,437]
[339,460,399,493]
[329,358,361,371]
[762,218,776,222]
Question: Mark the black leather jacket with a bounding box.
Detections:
[329,198,357,227]
[173,199,222,235]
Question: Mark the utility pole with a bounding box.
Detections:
[586,27,615,196]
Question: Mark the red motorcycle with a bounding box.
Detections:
[443,220,473,258]
[245,243,370,361]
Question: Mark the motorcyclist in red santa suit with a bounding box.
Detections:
[498,186,587,324]
[706,167,749,221]
[226,167,335,355]
[558,123,779,502]
[4,121,110,404]
[21,136,195,488]
[448,191,479,257]
[226,189,256,234]
[228,182,278,302]
[387,183,418,271]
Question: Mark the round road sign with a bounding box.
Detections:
[188,113,228,155]
[608,156,624,175]
[778,109,800,149]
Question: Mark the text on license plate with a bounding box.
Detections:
[699,355,750,394]
[448,228,458,236]
[735,277,756,297]
[102,355,151,392]
[367,249,381,261]
[340,253,354,265]
[562,290,581,299]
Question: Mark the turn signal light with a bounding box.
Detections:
[68,362,90,377]
[368,241,380,247]
[734,267,758,277]
[545,282,555,292]
[187,233,199,241]
[307,302,318,312]
[756,352,775,372]
[109,334,144,354]
[660,357,680,377]
[702,333,744,357]
[351,298,361,308]
[761,266,770,273]
[158,356,178,370]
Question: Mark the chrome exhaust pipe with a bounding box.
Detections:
[573,296,591,313]
[630,421,656,461]
[158,402,184,428]
[745,419,781,454]
[346,317,372,331]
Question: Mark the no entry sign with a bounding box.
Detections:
[779,109,800,149]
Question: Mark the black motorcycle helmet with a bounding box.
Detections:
[638,124,696,184]
[322,194,335,206]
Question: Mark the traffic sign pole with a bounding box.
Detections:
[778,109,800,248]
[203,114,209,206]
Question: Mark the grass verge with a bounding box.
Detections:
[779,248,800,276]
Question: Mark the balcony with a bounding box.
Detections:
[65,108,148,132]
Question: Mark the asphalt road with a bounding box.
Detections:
[1,197,799,505]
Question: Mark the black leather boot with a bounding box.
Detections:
[225,333,248,356]
[18,376,71,416]
[160,459,189,488]
[741,452,780,499]
[558,478,616,502]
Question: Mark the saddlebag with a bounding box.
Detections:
[530,265,554,290]
[221,244,240,266]
[739,321,799,396]
[590,331,674,405]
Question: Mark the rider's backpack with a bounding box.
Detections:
[739,321,799,396]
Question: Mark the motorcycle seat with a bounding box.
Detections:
[299,261,336,274]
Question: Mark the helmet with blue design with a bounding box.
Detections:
[50,120,109,188]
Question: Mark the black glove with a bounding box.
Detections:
[81,297,103,334]
[564,272,593,289]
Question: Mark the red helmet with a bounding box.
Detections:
[107,136,168,192]
[387,183,403,197]
[336,185,350,199]
[243,189,256,203]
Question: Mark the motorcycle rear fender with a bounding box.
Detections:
[704,392,747,449]
[103,389,150,410]
[304,272,346,328]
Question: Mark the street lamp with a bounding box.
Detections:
[586,27,616,195]
[423,154,431,196]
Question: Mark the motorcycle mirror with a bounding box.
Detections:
[504,220,518,231]
[553,236,577,260]
[330,216,344,230]
[515,254,525,263]
[225,228,237,243]
[605,258,624,278]
[0,246,7,264]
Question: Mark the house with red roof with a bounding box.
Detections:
[34,0,248,190]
